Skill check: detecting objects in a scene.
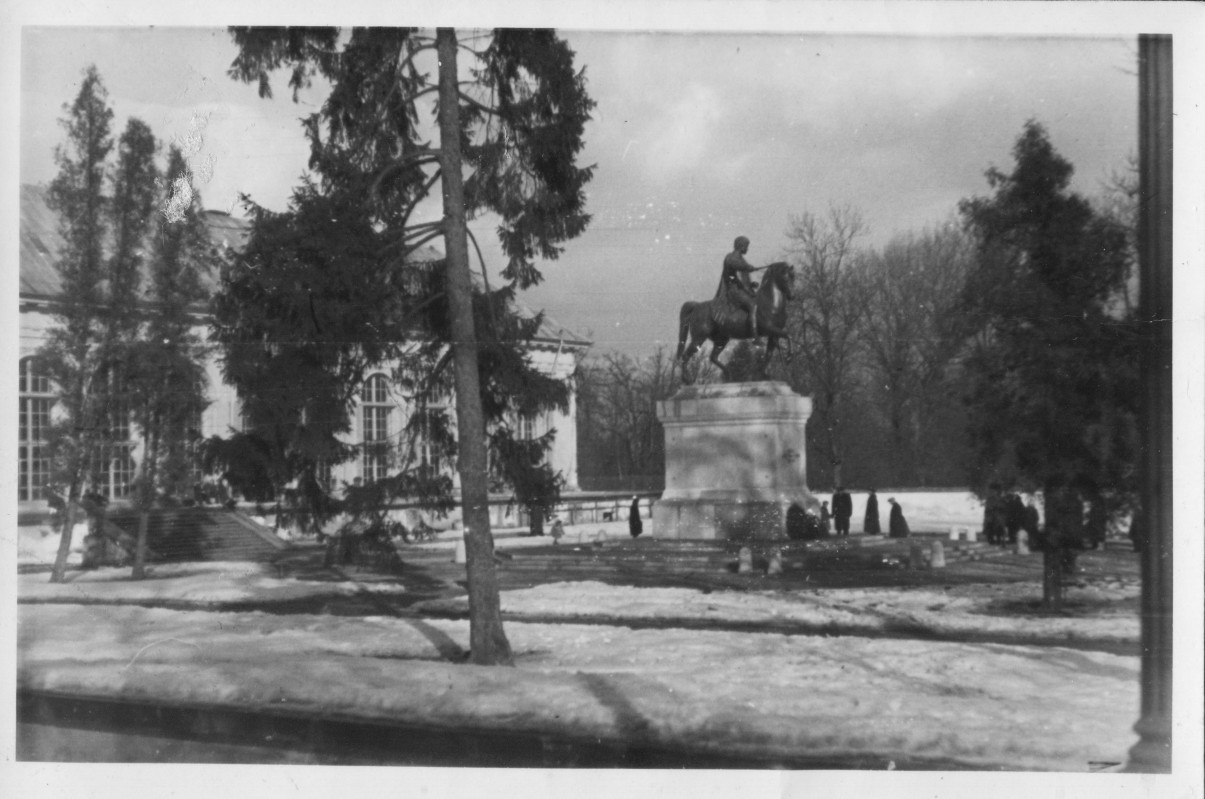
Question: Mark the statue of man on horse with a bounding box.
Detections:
[677,236,795,383]
[719,236,762,339]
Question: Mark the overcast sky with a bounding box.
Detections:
[15,23,1145,357]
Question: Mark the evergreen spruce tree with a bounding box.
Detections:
[40,66,115,583]
[220,28,594,664]
[127,146,213,578]
[100,117,159,570]
[958,120,1138,607]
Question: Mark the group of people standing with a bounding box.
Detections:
[821,488,910,538]
[981,488,1041,547]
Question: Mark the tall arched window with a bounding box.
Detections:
[18,357,53,502]
[361,374,390,483]
[100,369,135,499]
[417,391,450,475]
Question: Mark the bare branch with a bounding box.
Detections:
[465,226,498,337]
[400,228,445,260]
[370,149,441,203]
[458,91,501,117]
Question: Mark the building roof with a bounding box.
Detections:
[19,184,68,297]
[19,183,590,350]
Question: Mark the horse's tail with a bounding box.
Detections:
[677,302,695,361]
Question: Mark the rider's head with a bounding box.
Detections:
[734,236,750,253]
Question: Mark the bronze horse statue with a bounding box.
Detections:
[677,261,795,382]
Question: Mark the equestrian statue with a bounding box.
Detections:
[677,236,795,383]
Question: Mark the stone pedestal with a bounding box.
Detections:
[652,381,820,541]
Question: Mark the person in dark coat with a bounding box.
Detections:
[1048,484,1085,574]
[629,496,643,538]
[863,489,881,535]
[1022,497,1041,547]
[983,486,1010,545]
[831,488,853,536]
[1004,492,1025,544]
[888,497,910,538]
[819,501,832,536]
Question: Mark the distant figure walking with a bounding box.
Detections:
[819,501,832,536]
[888,497,910,538]
[629,496,643,538]
[1005,492,1025,545]
[832,488,853,536]
[550,517,565,545]
[864,489,881,535]
[983,485,1007,545]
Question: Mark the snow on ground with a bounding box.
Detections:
[18,601,1139,772]
[16,554,1143,771]
[414,579,1140,648]
[18,561,405,604]
[16,522,86,569]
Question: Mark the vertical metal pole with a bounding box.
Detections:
[1127,33,1173,774]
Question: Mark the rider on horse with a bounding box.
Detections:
[718,236,766,339]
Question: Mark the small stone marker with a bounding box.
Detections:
[909,543,926,570]
[948,526,960,541]
[930,539,946,569]
[1016,530,1030,555]
[738,546,753,574]
[595,529,608,546]
[767,547,783,575]
[453,538,467,564]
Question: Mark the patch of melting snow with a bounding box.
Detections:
[16,556,1144,772]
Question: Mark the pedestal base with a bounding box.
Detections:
[653,497,819,541]
[651,381,820,541]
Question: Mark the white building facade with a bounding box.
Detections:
[18,184,590,527]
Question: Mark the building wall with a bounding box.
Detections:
[19,303,584,516]
[525,345,580,491]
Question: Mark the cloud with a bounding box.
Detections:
[637,82,725,181]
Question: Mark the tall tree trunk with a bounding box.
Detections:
[133,511,149,580]
[436,28,513,666]
[50,487,80,583]
[1041,480,1065,610]
[133,415,159,579]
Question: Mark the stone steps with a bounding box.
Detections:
[106,508,288,563]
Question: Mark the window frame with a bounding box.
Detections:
[18,357,53,502]
[361,373,392,483]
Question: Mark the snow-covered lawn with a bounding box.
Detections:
[16,557,1143,772]
[18,601,1138,772]
[18,560,406,604]
[415,579,1140,648]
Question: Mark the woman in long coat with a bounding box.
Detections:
[864,489,882,535]
[888,497,910,538]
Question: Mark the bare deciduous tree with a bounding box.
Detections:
[859,222,973,485]
[782,205,868,488]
